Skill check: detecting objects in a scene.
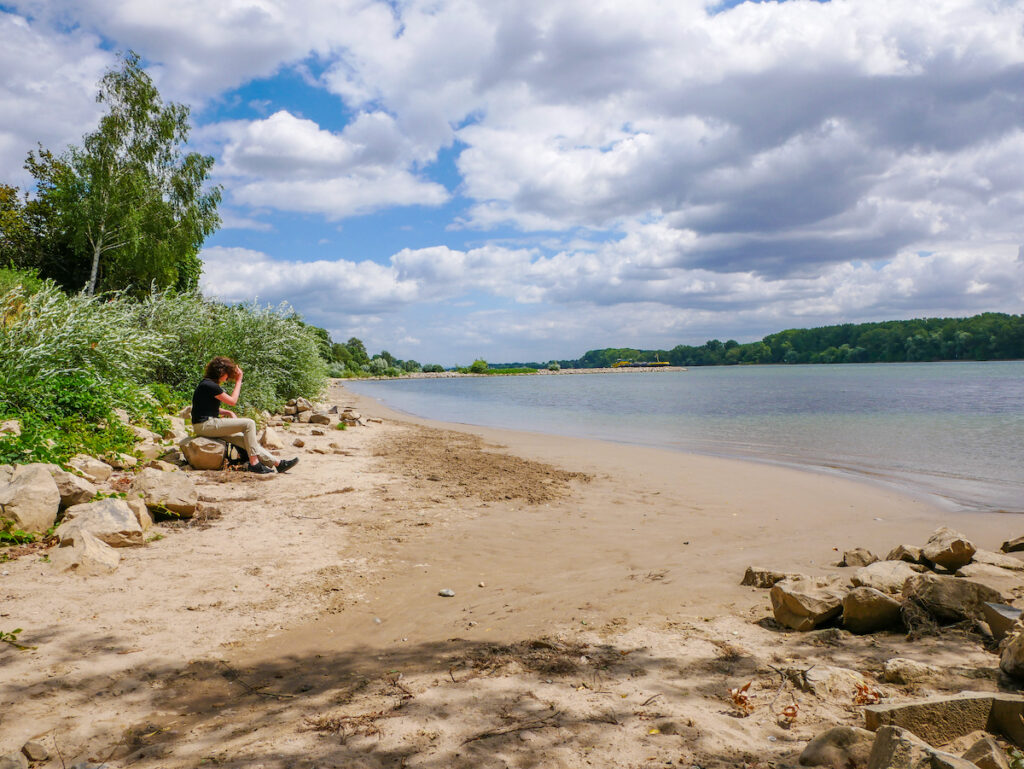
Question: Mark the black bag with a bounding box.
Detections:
[225,443,250,466]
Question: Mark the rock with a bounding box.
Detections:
[0,463,60,533]
[0,753,28,769]
[130,468,198,517]
[180,436,226,470]
[882,658,940,685]
[342,411,363,423]
[955,563,1024,603]
[48,466,97,508]
[135,442,163,462]
[163,416,188,439]
[125,495,153,531]
[922,527,976,571]
[865,725,932,769]
[259,427,284,450]
[104,451,137,469]
[982,603,1022,643]
[902,573,1002,622]
[309,413,332,425]
[0,464,11,484]
[57,498,144,547]
[145,459,179,473]
[963,735,1010,769]
[864,692,1024,747]
[843,586,904,634]
[67,455,112,483]
[284,405,298,416]
[841,548,879,568]
[178,405,192,419]
[799,725,875,768]
[886,545,923,564]
[973,549,1024,572]
[311,428,325,436]
[112,407,131,424]
[1001,536,1024,554]
[770,576,847,631]
[852,561,922,594]
[160,449,186,465]
[439,588,455,597]
[741,566,805,588]
[292,438,305,448]
[51,529,120,575]
[295,397,312,412]
[130,424,160,442]
[0,419,21,437]
[297,410,313,423]
[795,664,867,697]
[21,741,49,761]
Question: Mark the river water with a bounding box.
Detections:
[347,362,1024,513]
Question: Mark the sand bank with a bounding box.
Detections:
[1,381,1020,768]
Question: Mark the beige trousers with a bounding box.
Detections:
[192,418,275,465]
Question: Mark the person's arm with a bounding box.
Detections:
[215,366,243,407]
[219,408,237,418]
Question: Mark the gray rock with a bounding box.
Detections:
[21,741,49,761]
[886,544,923,564]
[0,753,28,769]
[741,566,803,588]
[51,529,120,575]
[48,466,97,508]
[962,735,1010,769]
[922,527,976,571]
[770,576,847,631]
[841,548,879,568]
[130,468,198,517]
[902,573,1002,622]
[843,586,903,634]
[439,588,455,597]
[981,603,1021,643]
[179,436,226,470]
[57,498,143,548]
[852,560,921,594]
[882,658,940,685]
[799,725,875,768]
[0,463,61,533]
[67,454,113,483]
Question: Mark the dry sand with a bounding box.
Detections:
[1,380,1021,768]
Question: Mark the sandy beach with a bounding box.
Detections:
[1,380,1020,768]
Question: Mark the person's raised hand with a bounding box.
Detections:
[235,365,243,379]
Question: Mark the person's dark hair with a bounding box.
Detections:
[204,356,237,381]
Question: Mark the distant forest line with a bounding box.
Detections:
[491,313,1024,369]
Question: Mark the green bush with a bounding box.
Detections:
[469,359,488,374]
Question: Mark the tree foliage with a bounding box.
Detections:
[24,52,220,295]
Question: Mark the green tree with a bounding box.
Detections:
[26,52,220,295]
[345,337,369,366]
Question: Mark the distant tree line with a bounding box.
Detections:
[558,314,1024,368]
[314,333,443,378]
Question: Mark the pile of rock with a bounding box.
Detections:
[745,527,1024,643]
[801,692,1024,767]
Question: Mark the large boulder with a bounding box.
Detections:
[770,576,847,631]
[973,549,1024,572]
[130,467,198,517]
[0,463,60,533]
[886,544,923,564]
[864,692,1024,750]
[741,566,805,589]
[982,603,1022,643]
[962,735,1011,769]
[50,529,120,575]
[295,397,312,413]
[882,658,940,685]
[799,726,875,768]
[851,561,921,594]
[180,436,226,470]
[843,587,903,634]
[56,498,143,547]
[47,466,97,508]
[922,527,976,571]
[954,563,1024,603]
[67,454,113,483]
[902,573,1003,622]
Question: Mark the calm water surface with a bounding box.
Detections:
[347,362,1024,513]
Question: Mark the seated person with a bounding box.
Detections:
[191,356,298,475]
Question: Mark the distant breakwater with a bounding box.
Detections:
[350,366,689,381]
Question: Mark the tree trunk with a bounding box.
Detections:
[87,235,103,296]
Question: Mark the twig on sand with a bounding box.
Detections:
[218,660,295,700]
[641,694,662,707]
[461,711,562,744]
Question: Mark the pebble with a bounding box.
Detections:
[478,582,486,588]
[438,589,455,597]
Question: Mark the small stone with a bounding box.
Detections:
[439,588,455,597]
[259,427,284,450]
[886,544,923,563]
[311,428,325,436]
[741,566,805,589]
[309,413,331,425]
[68,454,112,483]
[882,657,940,684]
[104,451,137,469]
[21,741,49,761]
[292,438,305,448]
[839,548,878,568]
[1001,535,1024,554]
[478,582,486,588]
[0,753,28,769]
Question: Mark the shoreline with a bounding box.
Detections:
[1,382,1021,767]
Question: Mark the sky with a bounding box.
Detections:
[1,0,1022,365]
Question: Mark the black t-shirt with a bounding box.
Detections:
[191,378,225,423]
